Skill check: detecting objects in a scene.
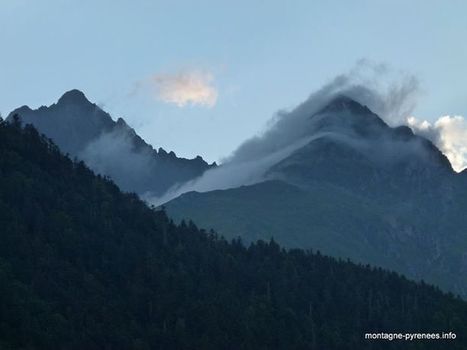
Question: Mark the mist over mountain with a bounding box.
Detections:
[166,95,467,297]
[153,71,430,204]
[266,95,455,193]
[8,90,213,196]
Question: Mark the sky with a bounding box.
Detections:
[1,0,467,163]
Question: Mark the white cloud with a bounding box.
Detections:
[408,115,467,172]
[151,70,218,108]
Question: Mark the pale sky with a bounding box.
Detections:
[1,0,467,162]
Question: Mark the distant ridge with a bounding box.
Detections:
[8,90,214,196]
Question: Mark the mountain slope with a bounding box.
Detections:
[166,96,467,297]
[8,90,213,196]
[2,113,467,349]
[266,96,453,194]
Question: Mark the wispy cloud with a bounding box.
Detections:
[408,115,467,172]
[148,69,218,108]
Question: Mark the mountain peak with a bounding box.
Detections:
[319,95,372,115]
[57,89,90,105]
[310,95,388,137]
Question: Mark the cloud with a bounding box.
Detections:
[147,135,314,205]
[150,69,218,108]
[78,127,156,192]
[408,115,467,172]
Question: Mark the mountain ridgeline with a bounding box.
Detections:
[166,96,467,298]
[8,90,213,196]
[2,109,467,348]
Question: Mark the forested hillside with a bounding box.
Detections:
[1,117,466,349]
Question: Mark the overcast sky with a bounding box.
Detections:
[1,0,466,162]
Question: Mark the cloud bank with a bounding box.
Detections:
[408,115,467,172]
[151,69,218,108]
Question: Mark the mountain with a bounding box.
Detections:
[7,89,213,196]
[266,96,453,198]
[1,116,467,349]
[166,96,467,297]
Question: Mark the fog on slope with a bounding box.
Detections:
[151,64,443,206]
[78,127,155,192]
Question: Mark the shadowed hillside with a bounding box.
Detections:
[1,117,467,349]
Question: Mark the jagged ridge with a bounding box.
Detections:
[8,90,214,196]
